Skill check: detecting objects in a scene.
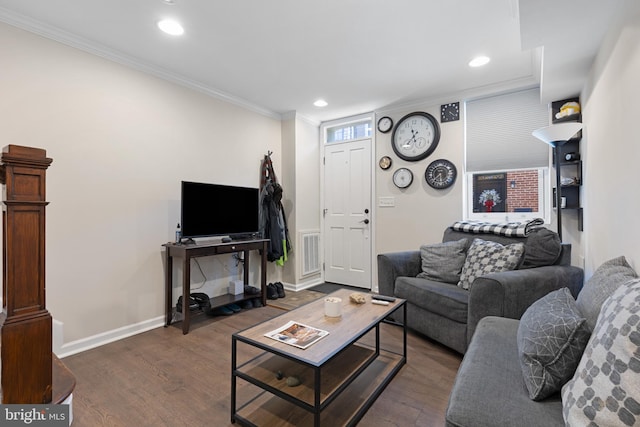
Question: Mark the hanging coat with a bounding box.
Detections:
[259,155,292,263]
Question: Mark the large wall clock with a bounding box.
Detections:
[391,111,440,161]
[425,159,457,189]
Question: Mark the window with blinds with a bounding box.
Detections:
[465,88,550,222]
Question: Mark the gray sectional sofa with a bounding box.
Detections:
[377,226,584,354]
[446,256,640,427]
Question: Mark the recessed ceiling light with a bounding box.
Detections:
[314,99,328,107]
[157,19,184,36]
[469,56,490,67]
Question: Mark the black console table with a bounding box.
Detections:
[163,239,268,334]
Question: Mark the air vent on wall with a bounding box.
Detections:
[300,231,320,276]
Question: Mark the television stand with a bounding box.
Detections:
[230,233,260,241]
[162,238,268,334]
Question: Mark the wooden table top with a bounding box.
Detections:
[234,289,405,367]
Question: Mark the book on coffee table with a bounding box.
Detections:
[264,320,329,349]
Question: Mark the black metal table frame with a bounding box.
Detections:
[231,303,407,427]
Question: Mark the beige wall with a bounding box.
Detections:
[580,17,640,276]
[1,23,282,348]
[280,116,296,284]
[292,116,321,286]
[277,114,321,287]
[375,106,465,254]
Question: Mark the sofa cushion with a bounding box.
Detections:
[520,228,562,269]
[562,278,640,426]
[576,256,638,332]
[517,288,590,401]
[395,276,469,323]
[417,238,469,284]
[457,238,525,290]
[446,317,565,427]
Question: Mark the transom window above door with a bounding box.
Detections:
[325,120,372,144]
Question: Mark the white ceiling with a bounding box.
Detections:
[0,0,635,123]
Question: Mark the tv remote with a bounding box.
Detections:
[372,294,396,302]
[372,300,389,306]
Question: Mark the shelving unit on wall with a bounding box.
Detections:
[551,98,583,232]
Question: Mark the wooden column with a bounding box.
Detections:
[0,145,53,403]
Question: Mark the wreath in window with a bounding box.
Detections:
[479,189,502,212]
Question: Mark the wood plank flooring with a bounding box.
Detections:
[62,305,461,427]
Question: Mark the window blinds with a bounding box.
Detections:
[465,88,550,172]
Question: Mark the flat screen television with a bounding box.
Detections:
[181,181,260,240]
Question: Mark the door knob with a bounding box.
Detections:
[360,219,370,224]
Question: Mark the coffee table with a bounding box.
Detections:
[231,288,406,426]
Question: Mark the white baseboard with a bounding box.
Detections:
[283,278,324,292]
[57,316,165,358]
[56,280,324,358]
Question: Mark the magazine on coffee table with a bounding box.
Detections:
[264,320,329,349]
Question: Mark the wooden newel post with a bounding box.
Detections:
[0,145,53,403]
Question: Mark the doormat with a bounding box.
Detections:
[266,289,325,311]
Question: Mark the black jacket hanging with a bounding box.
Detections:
[259,153,291,263]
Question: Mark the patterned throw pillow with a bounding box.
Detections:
[576,256,638,332]
[417,238,469,284]
[517,287,591,401]
[456,238,524,290]
[562,278,640,426]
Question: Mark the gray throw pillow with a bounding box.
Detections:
[417,238,469,283]
[562,278,640,426]
[517,287,591,401]
[576,256,638,332]
[457,238,524,290]
[521,228,562,268]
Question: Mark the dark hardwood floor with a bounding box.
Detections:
[62,305,461,426]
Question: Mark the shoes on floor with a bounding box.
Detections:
[251,298,263,307]
[210,306,234,316]
[244,285,261,295]
[241,299,254,309]
[226,303,242,313]
[267,283,279,300]
[274,282,286,298]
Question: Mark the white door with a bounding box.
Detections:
[323,139,372,288]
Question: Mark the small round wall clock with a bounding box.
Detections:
[379,156,392,170]
[391,111,440,161]
[425,159,457,189]
[393,167,413,189]
[377,116,393,133]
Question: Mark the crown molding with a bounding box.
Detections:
[281,111,321,127]
[0,7,282,121]
[376,49,542,116]
[376,76,540,117]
